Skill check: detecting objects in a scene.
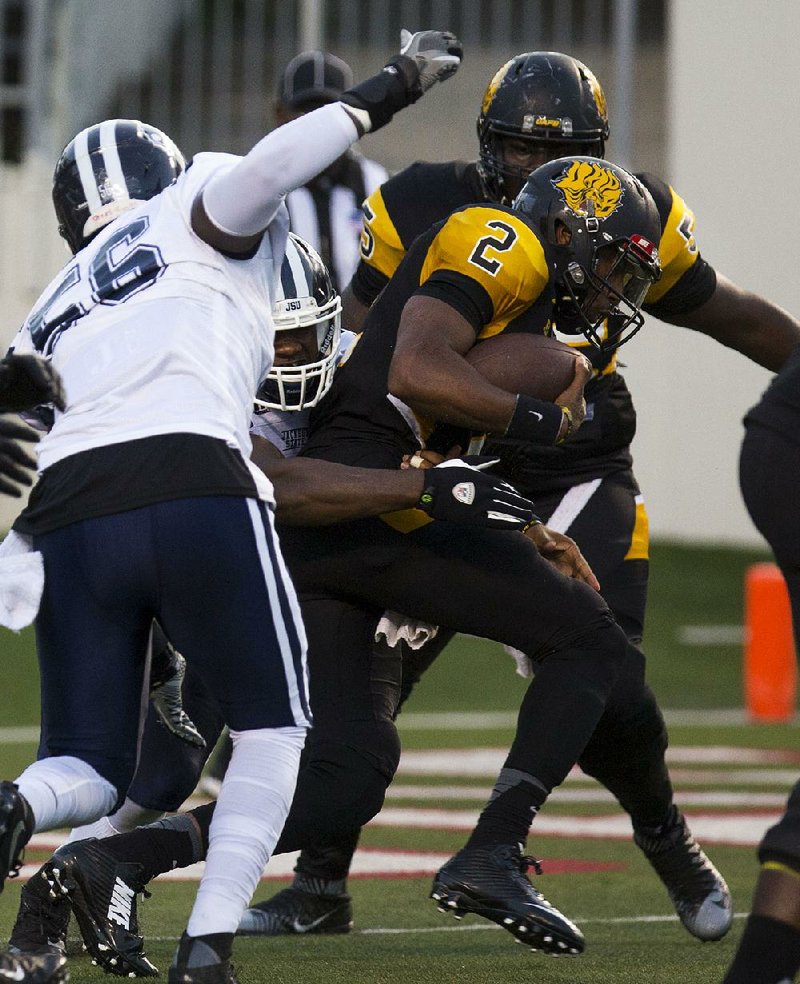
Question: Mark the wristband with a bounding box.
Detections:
[556,406,574,445]
[504,394,564,446]
[339,55,418,134]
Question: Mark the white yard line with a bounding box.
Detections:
[147,911,750,942]
[0,708,789,743]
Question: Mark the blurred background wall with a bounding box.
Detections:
[0,0,794,546]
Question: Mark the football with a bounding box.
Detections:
[465,333,583,402]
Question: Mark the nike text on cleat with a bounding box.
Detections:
[430,844,584,955]
[0,783,34,892]
[237,887,353,936]
[633,806,733,942]
[0,951,68,984]
[38,839,158,977]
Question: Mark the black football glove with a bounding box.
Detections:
[340,29,462,134]
[0,416,39,497]
[149,643,207,750]
[416,457,539,531]
[0,354,66,413]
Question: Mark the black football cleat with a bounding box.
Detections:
[431,844,584,954]
[634,807,732,941]
[0,950,68,984]
[7,862,70,958]
[168,933,237,984]
[0,782,34,891]
[238,886,353,935]
[40,839,158,977]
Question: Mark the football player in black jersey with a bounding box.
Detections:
[724,348,800,984]
[247,50,800,945]
[254,155,665,956]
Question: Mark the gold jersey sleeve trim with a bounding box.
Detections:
[645,186,700,304]
[419,207,550,337]
[359,187,406,281]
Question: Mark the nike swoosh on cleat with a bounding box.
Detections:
[291,913,334,934]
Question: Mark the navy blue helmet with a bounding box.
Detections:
[52,119,185,253]
[255,234,342,411]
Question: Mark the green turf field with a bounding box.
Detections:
[0,538,794,983]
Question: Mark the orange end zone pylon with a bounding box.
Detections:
[744,562,797,722]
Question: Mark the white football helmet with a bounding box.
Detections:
[255,233,342,411]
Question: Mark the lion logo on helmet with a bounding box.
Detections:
[553,160,623,219]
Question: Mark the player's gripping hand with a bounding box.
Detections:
[0,416,40,497]
[340,29,462,134]
[149,644,207,750]
[554,355,591,443]
[398,29,462,95]
[524,522,600,590]
[0,354,66,413]
[416,456,539,531]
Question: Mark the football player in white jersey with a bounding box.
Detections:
[0,30,463,984]
[5,229,553,979]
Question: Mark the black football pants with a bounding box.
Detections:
[292,470,674,883]
[740,421,800,871]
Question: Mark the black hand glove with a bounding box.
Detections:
[416,457,539,531]
[0,416,39,497]
[340,29,462,134]
[0,354,66,413]
[149,643,207,750]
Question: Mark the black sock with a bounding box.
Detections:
[723,914,800,983]
[466,768,547,850]
[184,932,233,963]
[101,825,199,882]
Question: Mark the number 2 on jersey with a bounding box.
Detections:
[468,220,518,276]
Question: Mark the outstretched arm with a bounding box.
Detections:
[192,31,462,256]
[668,272,800,372]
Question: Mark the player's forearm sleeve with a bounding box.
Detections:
[200,104,360,238]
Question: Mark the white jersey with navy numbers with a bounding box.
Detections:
[13,151,288,481]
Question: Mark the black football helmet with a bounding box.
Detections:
[514,157,661,353]
[255,233,342,412]
[477,51,610,203]
[52,119,185,254]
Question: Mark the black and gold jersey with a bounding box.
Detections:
[348,159,719,492]
[303,202,555,469]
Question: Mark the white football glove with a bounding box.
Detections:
[399,29,462,93]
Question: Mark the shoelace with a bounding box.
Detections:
[519,855,544,877]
